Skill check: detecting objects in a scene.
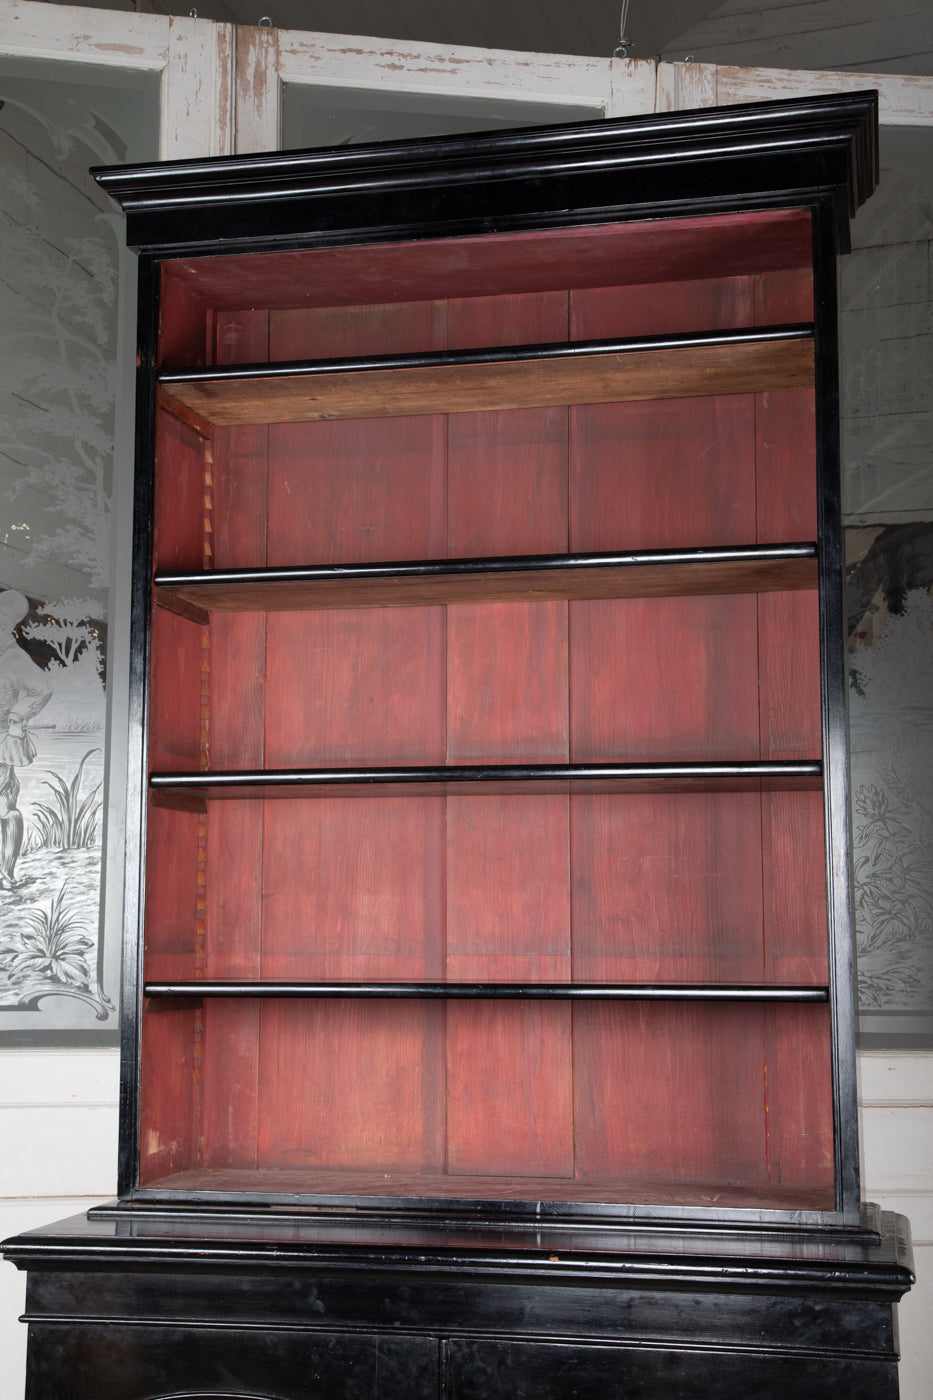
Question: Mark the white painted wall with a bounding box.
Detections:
[0,1049,118,1398]
[1,1048,930,1399]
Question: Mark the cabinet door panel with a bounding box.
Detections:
[446,1339,898,1400]
[23,1324,437,1400]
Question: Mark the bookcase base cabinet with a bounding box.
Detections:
[13,1209,914,1400]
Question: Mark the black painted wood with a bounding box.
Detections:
[5,1209,913,1400]
[158,323,814,383]
[142,981,830,1001]
[90,91,878,256]
[148,760,824,806]
[3,87,911,1400]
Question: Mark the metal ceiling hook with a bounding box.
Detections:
[613,0,632,57]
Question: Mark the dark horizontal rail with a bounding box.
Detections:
[154,542,817,591]
[144,982,830,1002]
[149,761,823,796]
[158,323,814,385]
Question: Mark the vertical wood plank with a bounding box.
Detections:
[568,395,758,553]
[142,806,200,983]
[258,1000,446,1174]
[445,797,570,984]
[573,1002,769,1189]
[158,269,210,368]
[266,301,447,569]
[200,310,270,1167]
[570,593,761,762]
[571,276,754,341]
[446,1003,574,1177]
[754,270,826,986]
[571,794,766,984]
[259,797,446,982]
[153,409,206,571]
[444,291,572,1180]
[263,607,446,768]
[139,1003,199,1185]
[147,608,202,773]
[766,1003,835,1193]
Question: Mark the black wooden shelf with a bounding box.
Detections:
[156,324,814,427]
[143,981,829,1002]
[154,543,818,620]
[148,760,824,808]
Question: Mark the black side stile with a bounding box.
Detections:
[118,251,161,1202]
[812,193,862,1223]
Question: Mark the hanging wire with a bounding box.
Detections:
[613,0,632,58]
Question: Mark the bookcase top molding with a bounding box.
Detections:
[92,89,878,257]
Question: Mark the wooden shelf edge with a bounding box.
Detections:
[157,333,815,426]
[154,547,818,616]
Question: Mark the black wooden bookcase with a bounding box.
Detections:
[3,90,915,1399]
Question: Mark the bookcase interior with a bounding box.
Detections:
[138,206,836,1215]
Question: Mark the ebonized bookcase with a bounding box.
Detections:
[3,90,915,1399]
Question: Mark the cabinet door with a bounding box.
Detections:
[24,1324,437,1400]
[445,1339,900,1400]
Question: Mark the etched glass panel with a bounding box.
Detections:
[0,57,157,1038]
[843,126,933,1047]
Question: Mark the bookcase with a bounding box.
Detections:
[3,90,915,1400]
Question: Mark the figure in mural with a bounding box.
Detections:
[0,590,51,890]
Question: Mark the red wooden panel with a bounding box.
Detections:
[153,409,206,571]
[571,794,766,984]
[270,299,447,360]
[260,798,445,982]
[755,266,814,325]
[765,1002,835,1193]
[263,607,445,767]
[447,290,569,352]
[147,607,202,772]
[446,1002,573,1177]
[200,999,261,1169]
[570,276,759,556]
[142,805,200,981]
[570,275,755,341]
[446,796,570,984]
[257,999,446,1173]
[755,389,817,543]
[265,300,447,569]
[570,594,761,762]
[139,1003,199,1185]
[758,590,821,761]
[160,209,811,314]
[159,267,210,368]
[447,602,567,763]
[211,308,270,572]
[569,396,758,553]
[266,415,448,568]
[573,1002,770,1188]
[761,790,829,983]
[447,291,568,558]
[447,406,569,558]
[443,291,573,1172]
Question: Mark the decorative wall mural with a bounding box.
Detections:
[0,60,156,1038]
[0,587,111,1020]
[847,523,933,1047]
